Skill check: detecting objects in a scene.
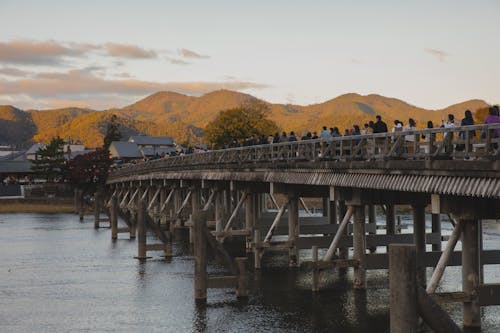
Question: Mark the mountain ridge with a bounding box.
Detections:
[0,90,490,148]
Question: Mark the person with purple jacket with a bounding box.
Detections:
[484,106,500,138]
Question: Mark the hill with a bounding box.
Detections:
[0,91,490,147]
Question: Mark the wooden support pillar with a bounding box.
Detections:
[329,200,337,225]
[174,189,181,227]
[353,205,366,289]
[73,188,79,214]
[235,257,248,298]
[312,245,319,292]
[129,211,136,239]
[254,229,262,269]
[386,204,395,252]
[245,192,255,253]
[461,219,480,328]
[367,204,376,253]
[215,190,224,241]
[322,197,329,217]
[413,204,426,288]
[110,195,118,240]
[94,191,100,229]
[193,187,207,302]
[78,189,84,221]
[288,195,299,267]
[386,204,395,234]
[136,188,148,259]
[159,187,166,225]
[338,200,348,260]
[389,244,417,333]
[431,214,441,252]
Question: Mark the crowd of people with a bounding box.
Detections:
[225,105,500,149]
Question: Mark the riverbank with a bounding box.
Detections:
[0,198,74,213]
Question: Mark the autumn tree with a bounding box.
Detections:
[31,137,67,182]
[66,148,111,193]
[103,114,122,149]
[205,103,279,148]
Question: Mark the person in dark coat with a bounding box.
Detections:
[373,115,388,133]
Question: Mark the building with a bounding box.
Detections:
[128,136,176,157]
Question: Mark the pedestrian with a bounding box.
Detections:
[288,131,297,142]
[373,115,388,133]
[272,132,280,143]
[279,131,289,143]
[311,131,319,139]
[320,126,331,140]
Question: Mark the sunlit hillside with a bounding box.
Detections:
[0,90,490,147]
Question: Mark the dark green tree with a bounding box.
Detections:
[31,137,67,182]
[205,103,279,148]
[103,114,122,149]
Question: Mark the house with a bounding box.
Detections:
[108,141,142,161]
[128,136,176,157]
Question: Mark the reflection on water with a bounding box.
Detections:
[0,213,498,332]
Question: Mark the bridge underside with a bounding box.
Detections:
[101,157,499,330]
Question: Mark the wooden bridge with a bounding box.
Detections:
[84,124,499,331]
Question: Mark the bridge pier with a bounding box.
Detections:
[110,194,118,240]
[461,218,480,328]
[288,194,299,267]
[353,204,366,289]
[413,204,427,288]
[192,187,207,302]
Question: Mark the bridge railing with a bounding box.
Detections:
[110,124,500,177]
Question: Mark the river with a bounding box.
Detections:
[0,213,498,332]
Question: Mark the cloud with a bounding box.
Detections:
[0,39,162,66]
[0,70,268,109]
[178,48,210,59]
[0,40,86,65]
[103,43,157,59]
[425,48,450,62]
[0,67,32,77]
[167,57,191,65]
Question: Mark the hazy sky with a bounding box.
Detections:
[0,0,498,110]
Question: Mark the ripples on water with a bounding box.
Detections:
[0,213,498,332]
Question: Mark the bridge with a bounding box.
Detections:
[84,124,499,331]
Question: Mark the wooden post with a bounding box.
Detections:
[245,192,255,252]
[236,257,248,298]
[462,219,480,328]
[413,204,426,287]
[322,197,329,217]
[312,246,319,292]
[73,188,79,214]
[159,187,166,225]
[193,188,207,302]
[78,189,84,221]
[215,190,224,241]
[386,204,395,253]
[431,214,442,251]
[367,204,376,253]
[353,205,366,289]
[129,211,136,239]
[338,200,348,260]
[254,229,262,269]
[110,195,118,240]
[93,191,100,229]
[288,195,299,267]
[389,244,417,333]
[329,199,337,225]
[136,188,147,259]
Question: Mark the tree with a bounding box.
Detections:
[103,114,122,150]
[31,137,67,182]
[66,148,111,193]
[205,103,279,148]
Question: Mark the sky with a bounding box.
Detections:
[0,0,499,110]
